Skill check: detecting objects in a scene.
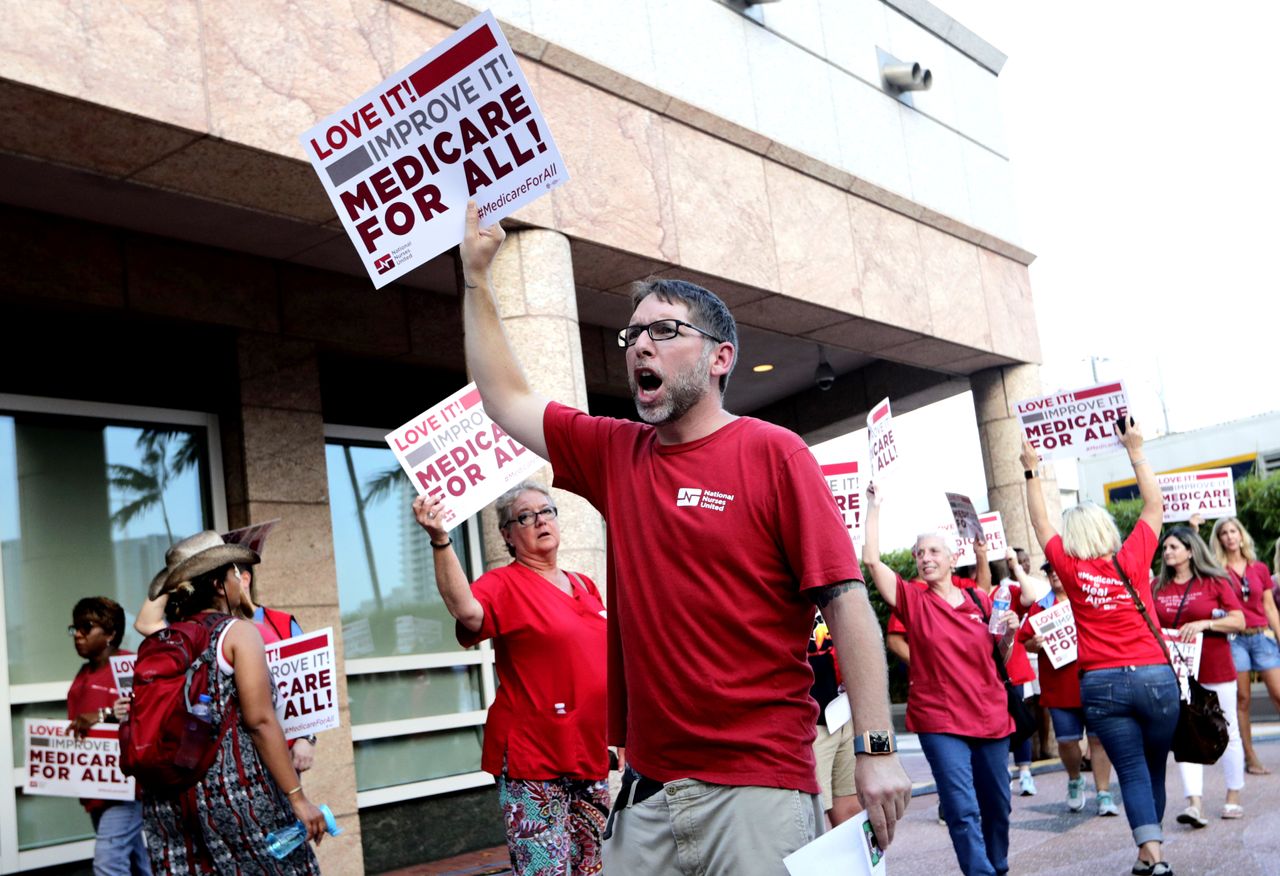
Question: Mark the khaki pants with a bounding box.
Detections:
[812,721,856,811]
[603,779,822,875]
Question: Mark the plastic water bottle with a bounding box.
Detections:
[190,694,211,721]
[1211,608,1227,620]
[989,582,1012,634]
[265,803,342,859]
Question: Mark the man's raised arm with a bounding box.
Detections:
[460,201,551,460]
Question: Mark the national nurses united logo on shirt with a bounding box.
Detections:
[675,486,735,512]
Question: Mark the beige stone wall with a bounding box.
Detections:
[972,364,1064,569]
[477,228,606,587]
[228,333,366,876]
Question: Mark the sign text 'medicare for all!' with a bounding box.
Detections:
[821,461,863,546]
[866,399,899,480]
[1014,381,1129,461]
[1158,468,1237,522]
[300,10,566,288]
[386,383,547,526]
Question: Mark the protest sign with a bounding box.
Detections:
[945,510,1009,565]
[385,383,546,526]
[1158,468,1236,522]
[1013,381,1129,461]
[300,10,566,288]
[979,512,1008,562]
[947,492,983,540]
[265,628,340,740]
[784,810,885,876]
[222,519,280,555]
[23,720,134,801]
[821,461,863,546]
[109,654,134,697]
[866,398,899,479]
[1163,630,1203,701]
[1029,601,1077,669]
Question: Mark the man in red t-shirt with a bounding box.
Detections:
[456,204,911,872]
[67,597,151,876]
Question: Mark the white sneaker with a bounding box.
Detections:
[1176,805,1208,828]
[1066,777,1085,811]
[1019,772,1037,796]
[1097,791,1120,816]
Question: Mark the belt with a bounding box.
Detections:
[602,766,664,840]
[1242,626,1269,635]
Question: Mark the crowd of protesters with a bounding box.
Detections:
[52,210,1280,876]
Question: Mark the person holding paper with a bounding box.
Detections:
[67,597,151,876]
[414,483,609,876]
[457,203,910,874]
[863,484,1017,876]
[142,532,325,874]
[1021,420,1180,876]
[1209,517,1280,776]
[1155,526,1247,824]
[1016,566,1118,817]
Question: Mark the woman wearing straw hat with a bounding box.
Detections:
[139,531,326,874]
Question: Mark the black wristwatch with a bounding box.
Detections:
[303,735,318,746]
[853,730,896,755]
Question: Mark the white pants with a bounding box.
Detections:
[1178,679,1244,798]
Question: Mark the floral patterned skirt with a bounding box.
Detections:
[497,772,611,876]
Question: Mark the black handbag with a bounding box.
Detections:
[967,590,1037,748]
[1113,560,1229,765]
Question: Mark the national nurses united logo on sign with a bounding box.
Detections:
[674,487,734,512]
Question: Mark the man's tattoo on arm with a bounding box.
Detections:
[810,579,866,610]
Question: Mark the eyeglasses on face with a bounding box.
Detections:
[67,623,101,637]
[505,507,558,528]
[617,319,724,348]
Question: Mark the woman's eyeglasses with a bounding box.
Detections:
[66,622,100,637]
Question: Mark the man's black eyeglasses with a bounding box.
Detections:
[617,319,724,348]
[505,507,559,528]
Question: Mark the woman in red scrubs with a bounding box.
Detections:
[414,481,608,876]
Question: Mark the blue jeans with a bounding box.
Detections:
[90,801,151,876]
[919,733,1011,876]
[1080,664,1179,847]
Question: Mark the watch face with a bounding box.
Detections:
[869,731,892,753]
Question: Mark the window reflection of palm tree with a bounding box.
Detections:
[108,429,197,541]
[341,449,391,613]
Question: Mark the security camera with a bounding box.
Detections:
[882,62,932,93]
[815,353,836,392]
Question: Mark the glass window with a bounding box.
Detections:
[325,442,470,659]
[348,666,484,725]
[0,415,211,684]
[10,703,92,850]
[353,728,484,792]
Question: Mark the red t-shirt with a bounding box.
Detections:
[1224,561,1274,628]
[891,576,1014,738]
[889,577,1034,684]
[1153,577,1244,684]
[458,562,607,780]
[545,403,860,792]
[66,653,132,814]
[1017,600,1080,708]
[1044,520,1165,671]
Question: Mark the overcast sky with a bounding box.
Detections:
[937,1,1277,433]
[818,3,1278,549]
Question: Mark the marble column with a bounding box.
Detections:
[226,332,365,876]
[476,228,607,589]
[971,364,1063,568]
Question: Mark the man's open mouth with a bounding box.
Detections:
[635,368,662,394]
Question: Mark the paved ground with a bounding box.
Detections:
[383,730,1280,875]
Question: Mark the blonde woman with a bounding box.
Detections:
[1210,517,1280,775]
[1021,419,1179,876]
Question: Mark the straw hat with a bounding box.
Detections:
[147,530,260,600]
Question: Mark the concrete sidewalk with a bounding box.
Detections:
[381,729,1280,875]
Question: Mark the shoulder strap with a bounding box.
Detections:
[1113,559,1180,674]
[966,589,1014,686]
[262,606,296,640]
[1170,580,1194,631]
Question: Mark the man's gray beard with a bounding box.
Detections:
[632,346,712,426]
